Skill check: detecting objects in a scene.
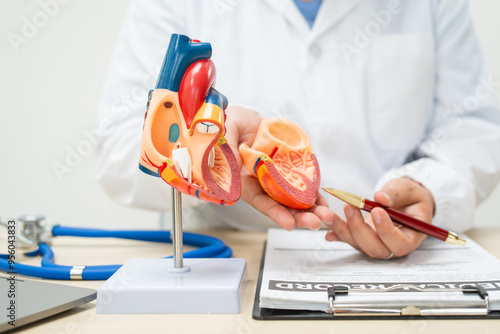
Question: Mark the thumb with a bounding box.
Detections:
[373,190,392,207]
[224,106,263,169]
[376,177,426,209]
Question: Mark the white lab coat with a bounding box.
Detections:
[97,0,500,232]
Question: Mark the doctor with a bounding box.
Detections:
[97,0,500,259]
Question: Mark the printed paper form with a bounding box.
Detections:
[259,228,500,312]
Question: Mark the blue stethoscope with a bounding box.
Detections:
[0,216,232,280]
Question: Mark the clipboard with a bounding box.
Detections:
[252,242,500,320]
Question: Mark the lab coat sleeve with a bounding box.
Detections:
[96,0,204,210]
[375,0,500,232]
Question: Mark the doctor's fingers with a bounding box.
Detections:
[371,208,427,257]
[225,106,263,146]
[344,205,394,259]
[224,107,263,167]
[303,194,335,224]
[323,211,361,251]
[379,177,434,212]
[315,193,330,207]
[289,210,322,230]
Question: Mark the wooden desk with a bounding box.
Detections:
[12,228,500,334]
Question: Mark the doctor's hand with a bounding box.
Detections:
[224,106,333,231]
[324,177,435,259]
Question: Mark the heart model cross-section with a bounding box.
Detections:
[139,34,241,206]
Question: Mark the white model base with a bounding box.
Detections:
[96,258,247,314]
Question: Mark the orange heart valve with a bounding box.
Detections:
[239,118,320,209]
[139,34,241,205]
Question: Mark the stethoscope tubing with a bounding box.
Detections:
[0,226,232,280]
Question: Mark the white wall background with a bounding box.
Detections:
[0,0,499,229]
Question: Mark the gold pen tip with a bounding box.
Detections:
[321,186,334,194]
[446,232,467,247]
[321,187,364,209]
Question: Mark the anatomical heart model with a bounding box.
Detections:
[139,34,241,205]
[240,118,320,209]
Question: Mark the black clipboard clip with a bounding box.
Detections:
[327,285,490,317]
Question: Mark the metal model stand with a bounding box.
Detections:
[96,189,248,314]
[170,188,190,272]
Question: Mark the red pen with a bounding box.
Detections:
[322,187,466,246]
